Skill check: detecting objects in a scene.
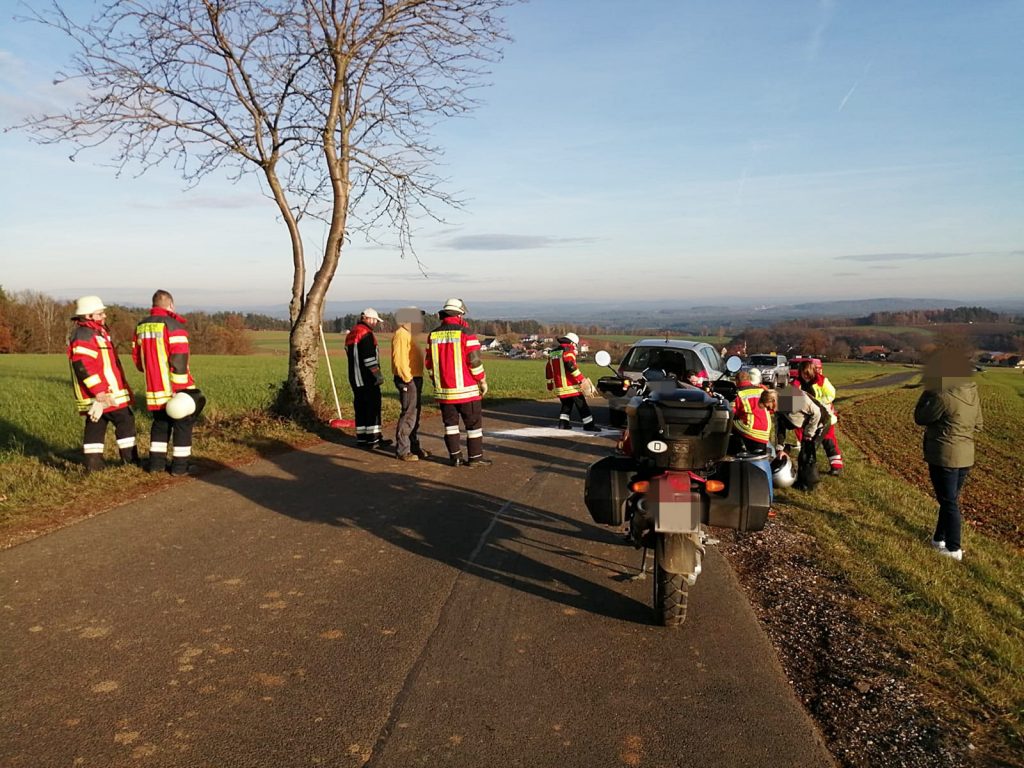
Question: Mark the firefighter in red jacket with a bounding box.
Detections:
[546,333,599,431]
[345,308,392,450]
[425,298,492,467]
[132,289,204,476]
[731,370,771,454]
[67,295,138,472]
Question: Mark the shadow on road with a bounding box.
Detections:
[194,426,651,626]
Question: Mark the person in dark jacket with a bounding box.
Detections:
[346,308,392,449]
[913,349,984,561]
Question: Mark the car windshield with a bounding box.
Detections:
[749,355,778,366]
[621,347,697,378]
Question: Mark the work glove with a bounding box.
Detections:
[371,368,383,387]
[478,380,488,397]
[87,400,105,423]
[546,381,554,391]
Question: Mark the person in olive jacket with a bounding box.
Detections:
[913,349,984,561]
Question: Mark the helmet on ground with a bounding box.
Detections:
[442,298,467,315]
[771,453,796,489]
[564,332,580,345]
[166,391,197,419]
[361,307,381,321]
[747,368,762,386]
[73,295,106,317]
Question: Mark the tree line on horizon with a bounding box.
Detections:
[2,288,1022,359]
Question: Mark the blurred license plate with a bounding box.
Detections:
[653,490,701,533]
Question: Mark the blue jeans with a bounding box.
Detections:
[928,464,969,552]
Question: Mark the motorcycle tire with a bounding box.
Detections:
[653,547,689,627]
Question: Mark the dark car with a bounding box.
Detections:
[601,339,726,426]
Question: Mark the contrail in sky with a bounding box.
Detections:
[839,59,874,111]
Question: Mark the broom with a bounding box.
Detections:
[320,324,355,429]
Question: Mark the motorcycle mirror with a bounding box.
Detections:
[725,355,743,374]
[594,350,612,367]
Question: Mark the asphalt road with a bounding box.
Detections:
[1,400,834,768]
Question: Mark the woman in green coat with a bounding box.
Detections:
[913,350,984,561]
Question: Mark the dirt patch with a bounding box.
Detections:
[717,522,981,768]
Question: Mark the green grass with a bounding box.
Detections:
[777,366,1024,760]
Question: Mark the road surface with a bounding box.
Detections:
[1,400,833,767]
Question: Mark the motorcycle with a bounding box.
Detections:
[584,351,774,627]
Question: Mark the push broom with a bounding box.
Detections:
[320,324,355,429]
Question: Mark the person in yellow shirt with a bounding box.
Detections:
[392,307,430,461]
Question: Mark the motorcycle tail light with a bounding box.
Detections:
[629,480,650,493]
[705,480,725,493]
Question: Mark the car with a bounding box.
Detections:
[600,339,727,426]
[742,353,789,388]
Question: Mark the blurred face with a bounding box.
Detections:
[86,310,107,324]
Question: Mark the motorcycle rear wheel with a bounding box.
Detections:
[653,547,689,627]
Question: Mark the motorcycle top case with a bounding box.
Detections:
[626,387,732,470]
[584,454,636,526]
[705,455,772,532]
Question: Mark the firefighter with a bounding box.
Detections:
[67,295,138,472]
[132,289,204,476]
[425,298,492,467]
[545,333,599,431]
[346,308,391,450]
[731,370,771,454]
[798,360,844,475]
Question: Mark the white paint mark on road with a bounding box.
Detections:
[486,426,618,440]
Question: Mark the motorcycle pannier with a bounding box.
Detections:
[705,455,772,532]
[584,455,635,526]
[627,388,732,470]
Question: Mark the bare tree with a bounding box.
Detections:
[16,0,514,417]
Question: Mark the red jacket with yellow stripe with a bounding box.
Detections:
[425,316,486,403]
[733,385,771,444]
[68,320,134,414]
[132,307,195,411]
[545,342,585,399]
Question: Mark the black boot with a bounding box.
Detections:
[169,457,192,477]
[558,421,573,430]
[83,454,105,474]
[120,447,142,467]
[147,454,167,474]
[450,453,465,467]
[583,422,601,432]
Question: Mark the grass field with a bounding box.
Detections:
[1,352,1020,759]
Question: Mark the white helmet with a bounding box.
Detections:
[442,298,467,315]
[747,367,762,387]
[564,332,580,345]
[73,295,106,317]
[165,391,197,419]
[361,307,381,322]
[771,454,796,489]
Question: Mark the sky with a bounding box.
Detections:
[1,0,1022,312]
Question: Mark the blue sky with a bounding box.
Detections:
[1,0,1022,310]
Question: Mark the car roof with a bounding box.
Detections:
[629,338,711,351]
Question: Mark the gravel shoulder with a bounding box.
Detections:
[717,521,983,768]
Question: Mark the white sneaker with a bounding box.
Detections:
[937,547,963,561]
[928,538,945,550]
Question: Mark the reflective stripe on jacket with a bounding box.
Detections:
[425,317,485,403]
[733,385,771,443]
[346,322,381,388]
[545,344,584,399]
[132,307,194,410]
[68,320,133,414]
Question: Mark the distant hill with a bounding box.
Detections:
[180,297,1024,330]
